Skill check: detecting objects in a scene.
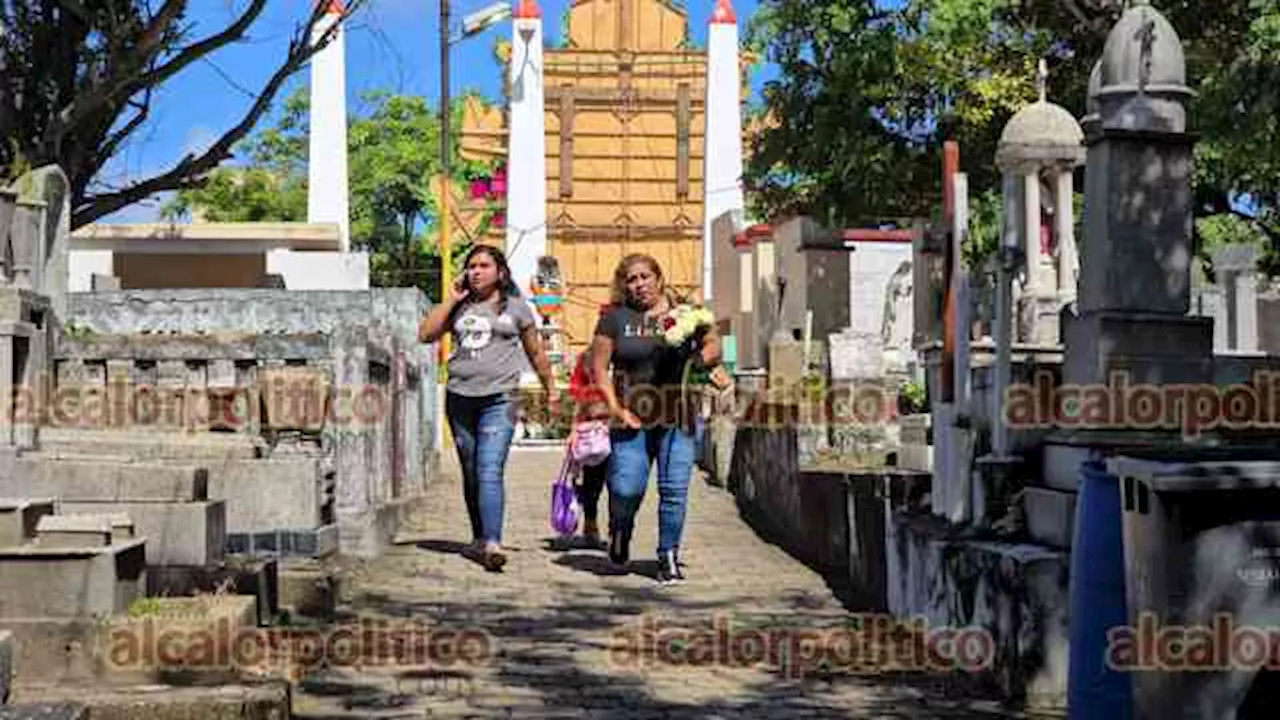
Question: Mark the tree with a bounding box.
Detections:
[745,0,1280,272]
[0,0,365,229]
[163,87,502,298]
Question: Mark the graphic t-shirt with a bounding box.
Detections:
[446,297,536,397]
[593,303,697,427]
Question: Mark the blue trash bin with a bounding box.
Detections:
[1068,460,1133,719]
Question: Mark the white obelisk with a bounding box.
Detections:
[307,0,351,251]
[505,0,547,306]
[702,0,746,302]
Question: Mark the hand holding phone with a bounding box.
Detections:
[449,274,470,304]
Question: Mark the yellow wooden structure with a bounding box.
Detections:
[460,0,752,352]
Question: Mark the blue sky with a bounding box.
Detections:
[101,0,769,223]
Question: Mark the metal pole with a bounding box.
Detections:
[439,0,452,367]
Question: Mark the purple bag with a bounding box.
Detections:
[549,452,581,537]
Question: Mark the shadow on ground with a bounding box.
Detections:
[289,538,1065,720]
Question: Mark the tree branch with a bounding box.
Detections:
[73,1,364,227]
[96,92,151,169]
[53,0,259,141]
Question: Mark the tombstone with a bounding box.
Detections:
[1211,243,1261,354]
[880,259,915,374]
[1063,0,1211,390]
[0,165,71,453]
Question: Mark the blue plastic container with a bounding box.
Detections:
[1067,460,1133,719]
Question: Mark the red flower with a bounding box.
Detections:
[469,179,490,200]
[661,316,676,331]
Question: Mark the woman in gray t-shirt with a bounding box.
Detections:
[419,245,558,571]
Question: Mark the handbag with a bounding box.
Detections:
[549,450,581,537]
[570,420,611,467]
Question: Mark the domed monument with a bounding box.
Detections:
[1075,0,1197,318]
[995,59,1086,346]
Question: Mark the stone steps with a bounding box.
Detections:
[57,500,224,567]
[0,500,55,548]
[35,428,265,461]
[3,595,259,687]
[33,513,133,548]
[0,540,146,618]
[0,456,208,503]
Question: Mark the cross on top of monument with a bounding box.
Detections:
[1036,58,1048,103]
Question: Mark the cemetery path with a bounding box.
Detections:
[292,447,1061,719]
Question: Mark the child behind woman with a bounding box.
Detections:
[568,334,611,548]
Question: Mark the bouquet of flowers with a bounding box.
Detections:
[658,303,715,347]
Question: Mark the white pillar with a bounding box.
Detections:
[1055,168,1077,301]
[1022,172,1041,295]
[505,2,547,308]
[702,0,746,303]
[307,1,351,251]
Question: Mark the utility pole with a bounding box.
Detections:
[439,0,452,366]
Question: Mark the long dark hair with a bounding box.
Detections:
[459,244,521,311]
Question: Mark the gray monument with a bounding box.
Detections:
[1063,0,1212,390]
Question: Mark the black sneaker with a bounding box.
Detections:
[609,527,630,567]
[657,550,685,584]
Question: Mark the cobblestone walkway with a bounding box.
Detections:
[293,447,1062,719]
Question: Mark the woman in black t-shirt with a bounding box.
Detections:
[590,253,720,584]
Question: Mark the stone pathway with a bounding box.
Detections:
[292,447,1063,719]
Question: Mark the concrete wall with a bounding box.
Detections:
[114,253,267,289]
[848,240,913,338]
[62,288,438,557]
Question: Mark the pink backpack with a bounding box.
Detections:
[570,420,611,467]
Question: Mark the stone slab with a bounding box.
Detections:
[58,501,224,567]
[278,564,339,620]
[1,596,256,686]
[1079,131,1195,315]
[0,540,146,618]
[1062,311,1213,389]
[1,457,208,502]
[1022,486,1077,550]
[198,458,326,534]
[144,557,279,626]
[226,524,337,559]
[34,428,265,461]
[34,514,113,548]
[9,683,288,720]
[0,500,55,548]
[885,512,1069,710]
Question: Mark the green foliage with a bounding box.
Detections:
[898,380,927,415]
[167,86,499,299]
[746,0,1280,275]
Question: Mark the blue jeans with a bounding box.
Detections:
[446,391,516,544]
[607,426,696,554]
